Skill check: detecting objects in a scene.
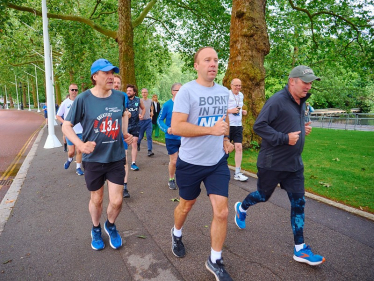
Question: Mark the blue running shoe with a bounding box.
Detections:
[293,244,326,266]
[234,202,247,229]
[64,159,72,169]
[104,220,122,249]
[130,163,139,171]
[91,227,105,250]
[76,167,84,176]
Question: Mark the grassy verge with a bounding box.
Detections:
[152,128,374,213]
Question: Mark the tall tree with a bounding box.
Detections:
[224,0,374,147]
[223,0,269,146]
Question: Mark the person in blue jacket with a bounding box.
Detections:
[157,83,182,190]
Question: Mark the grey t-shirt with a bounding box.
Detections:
[139,99,152,120]
[65,89,126,163]
[173,80,229,166]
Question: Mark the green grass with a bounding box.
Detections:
[152,128,374,213]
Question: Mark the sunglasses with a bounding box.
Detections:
[70,89,78,92]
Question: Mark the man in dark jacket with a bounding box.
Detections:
[234,65,326,266]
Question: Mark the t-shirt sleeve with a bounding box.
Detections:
[65,96,84,126]
[173,87,190,114]
[56,101,65,116]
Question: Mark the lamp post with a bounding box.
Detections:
[24,70,40,112]
[15,76,20,110]
[41,0,61,148]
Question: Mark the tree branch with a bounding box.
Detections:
[145,16,178,41]
[89,0,102,19]
[7,3,117,39]
[132,0,158,28]
[91,10,117,20]
[287,0,367,49]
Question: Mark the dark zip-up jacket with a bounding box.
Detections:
[253,85,310,172]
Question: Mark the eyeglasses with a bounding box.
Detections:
[70,89,78,92]
[172,90,179,92]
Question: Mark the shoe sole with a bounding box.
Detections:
[205,261,220,281]
[234,202,245,229]
[130,168,139,171]
[171,228,185,258]
[104,225,122,249]
[76,172,84,176]
[293,255,326,266]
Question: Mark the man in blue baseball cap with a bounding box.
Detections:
[63,58,133,251]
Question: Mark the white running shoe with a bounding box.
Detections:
[234,172,248,181]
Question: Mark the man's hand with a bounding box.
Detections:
[242,110,247,116]
[288,131,301,146]
[139,114,144,120]
[223,140,234,154]
[305,121,312,136]
[211,115,228,136]
[127,111,131,118]
[167,127,173,135]
[124,133,133,145]
[78,141,96,154]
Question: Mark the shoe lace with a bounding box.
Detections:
[215,259,228,276]
[173,235,184,249]
[92,228,101,241]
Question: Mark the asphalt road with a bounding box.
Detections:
[0,123,373,280]
[0,109,44,201]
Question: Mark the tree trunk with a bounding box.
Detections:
[118,0,136,90]
[54,75,61,105]
[9,95,14,108]
[22,84,27,109]
[223,0,270,148]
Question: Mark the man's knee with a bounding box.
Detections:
[234,143,242,153]
[213,205,229,222]
[176,199,195,215]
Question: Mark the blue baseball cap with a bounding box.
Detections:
[90,59,119,75]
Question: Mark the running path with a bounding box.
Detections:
[0,109,44,202]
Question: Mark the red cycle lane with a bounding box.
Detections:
[0,109,45,202]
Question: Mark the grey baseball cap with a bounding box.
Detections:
[289,65,321,83]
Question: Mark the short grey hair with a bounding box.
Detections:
[171,83,182,91]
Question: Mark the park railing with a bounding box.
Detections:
[310,113,374,131]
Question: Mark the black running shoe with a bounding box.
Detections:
[148,150,154,157]
[205,257,233,281]
[137,143,140,151]
[171,228,185,258]
[123,184,130,198]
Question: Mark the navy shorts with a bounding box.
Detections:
[66,134,82,146]
[229,126,243,143]
[176,154,230,200]
[82,158,126,192]
[257,167,305,196]
[165,138,181,155]
[128,126,140,138]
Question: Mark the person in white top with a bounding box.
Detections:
[227,78,248,181]
[56,83,84,176]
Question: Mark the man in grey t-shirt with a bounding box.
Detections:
[137,88,154,156]
[170,47,234,281]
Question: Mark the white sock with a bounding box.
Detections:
[235,167,241,174]
[210,248,222,264]
[173,226,182,237]
[295,243,305,252]
[68,157,73,162]
[239,205,247,213]
[76,163,81,169]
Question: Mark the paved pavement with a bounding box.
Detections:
[0,127,373,280]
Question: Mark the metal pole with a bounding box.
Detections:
[27,78,31,111]
[15,76,20,110]
[34,65,41,112]
[50,44,57,122]
[42,0,61,148]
